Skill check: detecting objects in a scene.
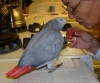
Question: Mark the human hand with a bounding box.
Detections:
[65,27,100,54]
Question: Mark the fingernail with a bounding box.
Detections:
[72,37,76,41]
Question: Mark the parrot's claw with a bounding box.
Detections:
[48,69,56,73]
[48,63,63,73]
[56,63,63,68]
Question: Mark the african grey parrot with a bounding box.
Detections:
[6,17,71,78]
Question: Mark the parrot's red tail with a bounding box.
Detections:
[6,65,32,78]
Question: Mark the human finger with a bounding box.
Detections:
[68,40,77,48]
[65,37,77,42]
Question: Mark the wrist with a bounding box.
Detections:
[89,46,100,54]
[88,40,100,54]
[90,48,100,60]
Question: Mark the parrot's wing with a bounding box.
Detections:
[19,31,64,67]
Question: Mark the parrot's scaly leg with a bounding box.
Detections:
[48,63,63,73]
[47,58,63,73]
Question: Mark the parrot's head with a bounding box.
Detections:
[48,17,71,31]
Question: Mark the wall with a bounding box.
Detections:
[29,1,64,14]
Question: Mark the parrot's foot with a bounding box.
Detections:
[48,63,63,73]
[55,63,63,68]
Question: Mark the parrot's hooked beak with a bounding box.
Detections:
[6,65,32,78]
[62,23,71,31]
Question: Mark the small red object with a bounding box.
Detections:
[6,65,32,78]
[68,35,72,39]
[73,28,77,32]
[67,28,76,39]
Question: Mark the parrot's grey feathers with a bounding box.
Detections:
[19,31,63,67]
